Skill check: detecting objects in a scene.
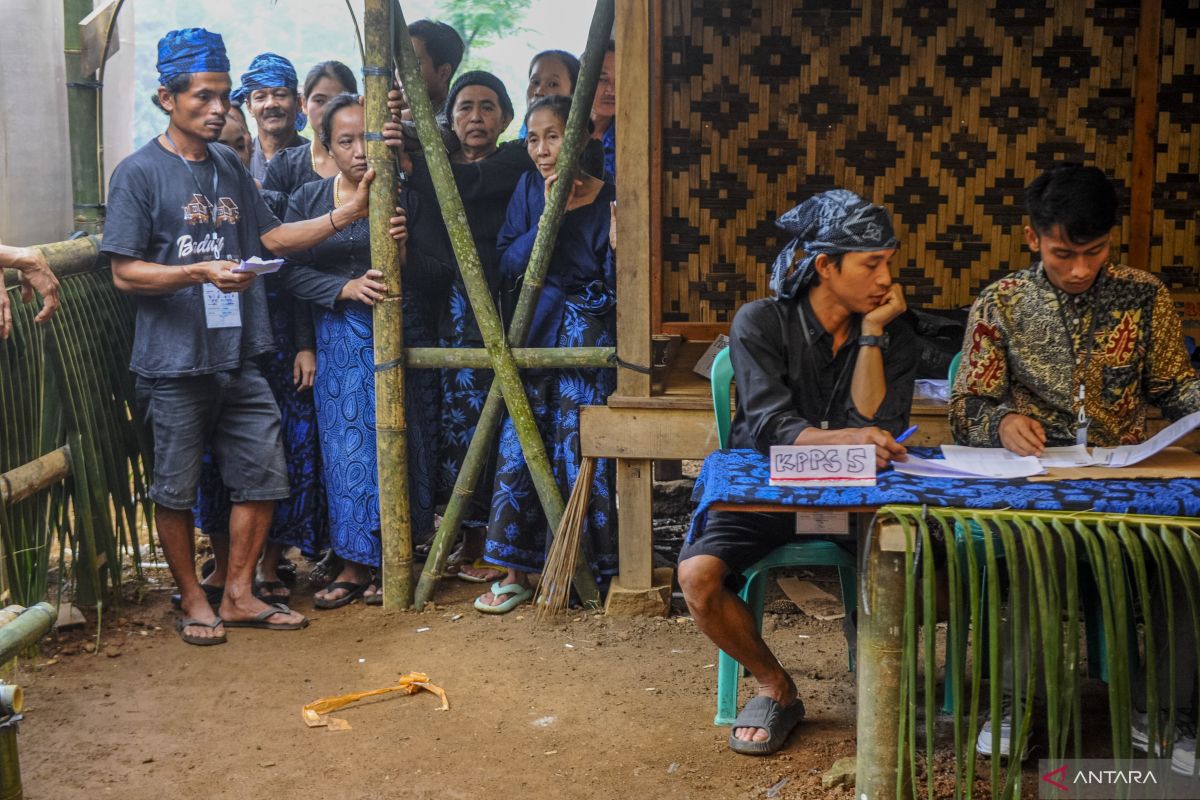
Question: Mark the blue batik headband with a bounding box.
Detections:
[233,52,307,131]
[156,28,230,85]
[769,189,899,300]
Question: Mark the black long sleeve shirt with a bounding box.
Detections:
[728,294,919,454]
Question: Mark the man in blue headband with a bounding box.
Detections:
[101,28,378,646]
[235,52,308,183]
[678,189,918,755]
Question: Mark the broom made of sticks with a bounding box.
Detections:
[534,456,596,622]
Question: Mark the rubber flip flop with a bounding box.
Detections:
[313,581,369,609]
[222,603,309,630]
[171,584,224,611]
[727,696,806,756]
[254,579,290,603]
[474,581,533,615]
[175,616,227,646]
[457,558,509,584]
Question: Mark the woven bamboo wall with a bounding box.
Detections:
[1155,2,1200,290]
[660,0,1198,323]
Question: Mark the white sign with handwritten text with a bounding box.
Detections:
[768,445,876,487]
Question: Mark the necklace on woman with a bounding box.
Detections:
[334,173,342,207]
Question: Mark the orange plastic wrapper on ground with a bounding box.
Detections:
[302,672,450,728]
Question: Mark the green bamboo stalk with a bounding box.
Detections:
[404,346,615,369]
[919,517,935,800]
[931,511,965,800]
[365,0,414,609]
[411,0,615,610]
[63,0,104,234]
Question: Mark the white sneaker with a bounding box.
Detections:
[1132,711,1197,767]
[974,714,1012,762]
[1172,724,1196,777]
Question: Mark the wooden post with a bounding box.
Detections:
[1128,0,1161,270]
[365,0,413,609]
[855,520,908,798]
[404,346,615,370]
[613,0,656,593]
[62,0,104,234]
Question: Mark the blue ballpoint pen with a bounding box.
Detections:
[896,425,918,443]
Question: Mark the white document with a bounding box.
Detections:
[892,455,1006,479]
[1099,409,1200,468]
[940,444,1045,478]
[231,256,284,275]
[1038,444,1095,468]
[202,283,241,329]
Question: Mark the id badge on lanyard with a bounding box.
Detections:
[1074,383,1089,445]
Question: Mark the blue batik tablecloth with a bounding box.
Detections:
[688,448,1200,542]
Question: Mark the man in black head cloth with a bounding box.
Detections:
[678,190,918,755]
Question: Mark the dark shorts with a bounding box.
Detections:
[678,510,859,586]
[135,362,288,510]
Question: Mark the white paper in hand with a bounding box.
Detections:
[231,256,285,276]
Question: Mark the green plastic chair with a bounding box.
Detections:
[709,347,858,726]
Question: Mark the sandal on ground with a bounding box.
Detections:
[457,558,509,584]
[313,581,369,609]
[222,602,309,630]
[364,573,383,606]
[474,581,532,615]
[175,616,226,646]
[254,579,290,603]
[727,696,806,756]
[170,584,224,611]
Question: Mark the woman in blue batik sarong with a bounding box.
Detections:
[473,95,619,613]
[281,94,444,607]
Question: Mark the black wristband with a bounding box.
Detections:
[329,209,342,233]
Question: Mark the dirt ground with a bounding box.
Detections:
[12,565,871,800]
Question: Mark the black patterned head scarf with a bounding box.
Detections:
[769,189,899,300]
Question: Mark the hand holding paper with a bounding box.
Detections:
[231,256,285,276]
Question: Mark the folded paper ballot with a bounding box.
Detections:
[231,256,285,275]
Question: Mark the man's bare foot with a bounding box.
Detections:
[219,587,306,628]
[733,679,799,743]
[179,589,226,642]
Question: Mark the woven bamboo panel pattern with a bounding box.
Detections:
[659,0,1168,322]
[1155,0,1200,290]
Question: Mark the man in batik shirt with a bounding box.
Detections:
[950,163,1199,772]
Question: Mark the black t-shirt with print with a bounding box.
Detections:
[102,138,281,378]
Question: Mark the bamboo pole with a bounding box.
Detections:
[365,0,413,609]
[0,447,71,509]
[0,603,54,668]
[2,237,105,286]
[63,0,104,235]
[404,347,615,369]
[410,0,615,610]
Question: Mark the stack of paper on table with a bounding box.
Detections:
[893,409,1200,480]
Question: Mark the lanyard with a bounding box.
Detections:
[798,300,858,430]
[1049,266,1102,444]
[165,130,220,237]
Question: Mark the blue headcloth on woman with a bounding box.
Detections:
[768,189,899,300]
[234,52,308,131]
[156,28,230,85]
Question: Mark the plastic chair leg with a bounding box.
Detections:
[836,566,857,672]
[714,644,741,726]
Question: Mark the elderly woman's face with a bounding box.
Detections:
[525,107,566,178]
[452,85,509,155]
[527,56,573,103]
